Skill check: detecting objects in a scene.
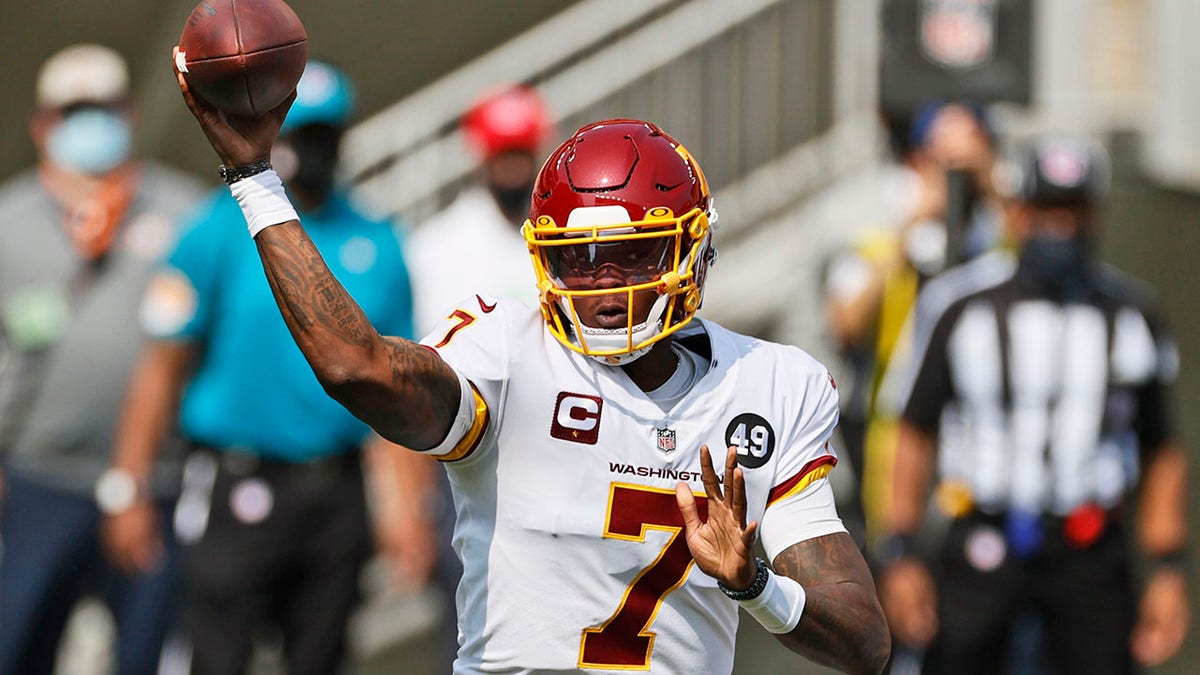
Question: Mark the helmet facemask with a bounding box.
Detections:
[525,204,714,365]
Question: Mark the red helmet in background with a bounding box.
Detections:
[523,119,718,364]
[462,85,553,160]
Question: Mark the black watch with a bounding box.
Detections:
[873,533,919,569]
[218,161,273,185]
[718,558,770,601]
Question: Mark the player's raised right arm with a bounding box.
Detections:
[253,223,460,448]
[172,51,460,449]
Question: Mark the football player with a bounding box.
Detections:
[173,55,889,675]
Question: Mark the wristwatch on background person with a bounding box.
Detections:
[94,468,147,515]
[873,533,920,569]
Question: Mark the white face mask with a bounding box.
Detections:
[47,108,132,175]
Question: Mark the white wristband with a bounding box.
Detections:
[228,169,299,237]
[740,569,806,634]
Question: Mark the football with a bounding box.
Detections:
[176,0,308,117]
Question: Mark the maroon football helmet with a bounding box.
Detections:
[523,119,717,364]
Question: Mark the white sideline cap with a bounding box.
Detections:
[37,44,130,110]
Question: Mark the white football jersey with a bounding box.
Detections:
[420,297,844,675]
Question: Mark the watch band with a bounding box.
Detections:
[218,161,273,185]
[718,558,770,601]
[1149,549,1191,576]
[873,533,919,569]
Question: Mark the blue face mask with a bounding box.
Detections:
[46,108,132,175]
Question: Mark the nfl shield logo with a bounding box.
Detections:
[656,428,677,453]
[919,0,998,70]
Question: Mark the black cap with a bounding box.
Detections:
[1000,135,1110,206]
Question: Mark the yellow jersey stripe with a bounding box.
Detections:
[437,384,489,463]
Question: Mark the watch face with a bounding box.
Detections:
[96,470,138,514]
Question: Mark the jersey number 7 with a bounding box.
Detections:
[579,483,708,670]
[432,309,476,348]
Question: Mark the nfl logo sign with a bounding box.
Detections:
[656,428,677,453]
[919,0,998,70]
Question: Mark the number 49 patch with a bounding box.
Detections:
[725,413,776,468]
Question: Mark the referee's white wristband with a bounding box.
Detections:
[228,169,299,238]
[740,569,806,634]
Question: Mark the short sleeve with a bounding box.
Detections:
[760,477,847,562]
[759,363,844,555]
[1133,304,1180,453]
[139,191,230,341]
[766,365,841,511]
[897,301,958,435]
[417,294,513,463]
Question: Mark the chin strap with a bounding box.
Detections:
[566,293,671,365]
[589,343,654,366]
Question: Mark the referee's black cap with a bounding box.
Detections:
[998,135,1111,207]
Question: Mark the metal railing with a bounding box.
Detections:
[343,0,842,227]
[341,0,886,343]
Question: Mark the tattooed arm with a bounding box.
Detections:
[772,533,891,675]
[171,50,459,449]
[255,224,460,448]
[678,447,889,674]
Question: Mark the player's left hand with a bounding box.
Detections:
[1130,567,1189,666]
[676,445,759,591]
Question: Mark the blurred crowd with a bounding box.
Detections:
[0,35,1189,675]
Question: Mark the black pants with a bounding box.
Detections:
[180,449,371,675]
[925,513,1135,675]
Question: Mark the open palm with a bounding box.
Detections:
[676,445,759,590]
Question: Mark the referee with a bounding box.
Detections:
[875,135,1189,674]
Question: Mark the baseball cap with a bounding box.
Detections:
[462,85,553,160]
[908,100,995,151]
[999,135,1111,207]
[36,44,130,110]
[281,60,356,134]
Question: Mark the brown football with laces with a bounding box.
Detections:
[177,0,308,117]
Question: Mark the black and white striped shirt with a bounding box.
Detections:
[896,252,1178,516]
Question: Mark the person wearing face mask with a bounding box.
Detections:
[405,85,555,336]
[98,60,426,674]
[875,135,1190,674]
[0,44,205,675]
[821,101,1003,549]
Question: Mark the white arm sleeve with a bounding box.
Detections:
[416,369,476,457]
[759,477,848,562]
